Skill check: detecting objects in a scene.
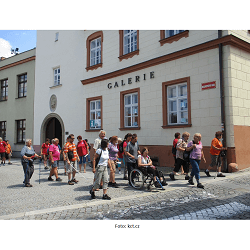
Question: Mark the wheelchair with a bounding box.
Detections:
[129,166,167,191]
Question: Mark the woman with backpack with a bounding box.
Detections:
[169,132,190,181]
[90,139,111,200]
[187,133,206,188]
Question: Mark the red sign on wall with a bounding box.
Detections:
[201,81,216,90]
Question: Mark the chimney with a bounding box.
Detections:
[0,57,6,61]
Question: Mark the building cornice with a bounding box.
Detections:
[81,35,250,85]
[0,56,36,71]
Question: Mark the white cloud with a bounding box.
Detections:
[0,38,13,58]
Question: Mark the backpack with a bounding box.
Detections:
[119,140,126,153]
[95,150,103,167]
[172,143,177,155]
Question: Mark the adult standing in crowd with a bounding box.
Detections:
[122,133,132,180]
[169,132,190,181]
[108,135,119,188]
[187,133,206,188]
[77,136,89,173]
[93,130,106,189]
[20,139,41,187]
[0,137,7,166]
[90,139,111,200]
[41,138,50,170]
[84,139,92,168]
[64,134,80,185]
[62,138,69,175]
[48,138,62,182]
[5,140,12,165]
[117,137,123,175]
[205,131,226,177]
[125,133,140,186]
[172,132,182,175]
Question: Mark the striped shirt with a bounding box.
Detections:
[64,142,78,161]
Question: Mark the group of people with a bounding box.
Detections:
[169,131,226,189]
[18,130,227,195]
[0,137,13,166]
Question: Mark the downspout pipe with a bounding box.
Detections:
[218,30,228,172]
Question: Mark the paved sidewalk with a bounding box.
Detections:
[0,158,249,220]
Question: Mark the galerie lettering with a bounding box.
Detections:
[107,71,155,89]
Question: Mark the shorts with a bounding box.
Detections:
[0,152,5,159]
[5,153,11,159]
[67,161,77,173]
[79,156,86,164]
[210,154,221,167]
[51,160,59,168]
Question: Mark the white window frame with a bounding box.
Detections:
[167,82,188,125]
[165,30,184,38]
[53,67,60,86]
[123,30,137,55]
[124,93,138,127]
[90,38,101,66]
[90,100,101,129]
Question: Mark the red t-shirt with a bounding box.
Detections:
[42,143,50,155]
[117,144,123,159]
[77,140,88,157]
[173,138,179,156]
[0,141,7,153]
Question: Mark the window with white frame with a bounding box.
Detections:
[54,67,60,85]
[124,93,138,127]
[90,38,101,66]
[124,30,137,55]
[165,30,185,38]
[167,83,188,125]
[90,100,101,129]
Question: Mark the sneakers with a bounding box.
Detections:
[197,183,204,189]
[205,170,211,177]
[112,182,119,188]
[56,177,62,181]
[185,175,190,180]
[119,170,122,175]
[169,173,175,181]
[188,179,194,185]
[89,189,96,199]
[217,173,226,177]
[71,178,79,183]
[102,194,111,200]
[68,180,74,185]
[108,182,113,187]
[48,177,54,181]
[44,166,49,170]
[25,183,33,187]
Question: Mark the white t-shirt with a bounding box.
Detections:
[96,148,109,166]
[138,155,150,167]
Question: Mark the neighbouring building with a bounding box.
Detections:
[0,49,36,157]
[33,30,250,171]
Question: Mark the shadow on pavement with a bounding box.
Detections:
[7,184,24,189]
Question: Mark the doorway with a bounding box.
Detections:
[45,117,62,148]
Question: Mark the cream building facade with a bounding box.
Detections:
[0,49,36,157]
[33,30,250,170]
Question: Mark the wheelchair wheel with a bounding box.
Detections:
[130,169,144,189]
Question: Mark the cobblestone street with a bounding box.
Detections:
[1,159,250,220]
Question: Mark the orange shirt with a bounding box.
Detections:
[6,144,11,154]
[64,142,78,161]
[210,138,222,156]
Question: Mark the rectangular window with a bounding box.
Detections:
[0,121,6,141]
[54,67,60,85]
[124,30,137,55]
[86,96,102,131]
[124,93,138,127]
[16,119,26,143]
[90,38,101,66]
[120,88,140,131]
[165,30,184,38]
[18,74,27,98]
[0,79,8,101]
[162,77,191,128]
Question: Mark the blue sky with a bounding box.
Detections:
[0,30,36,58]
